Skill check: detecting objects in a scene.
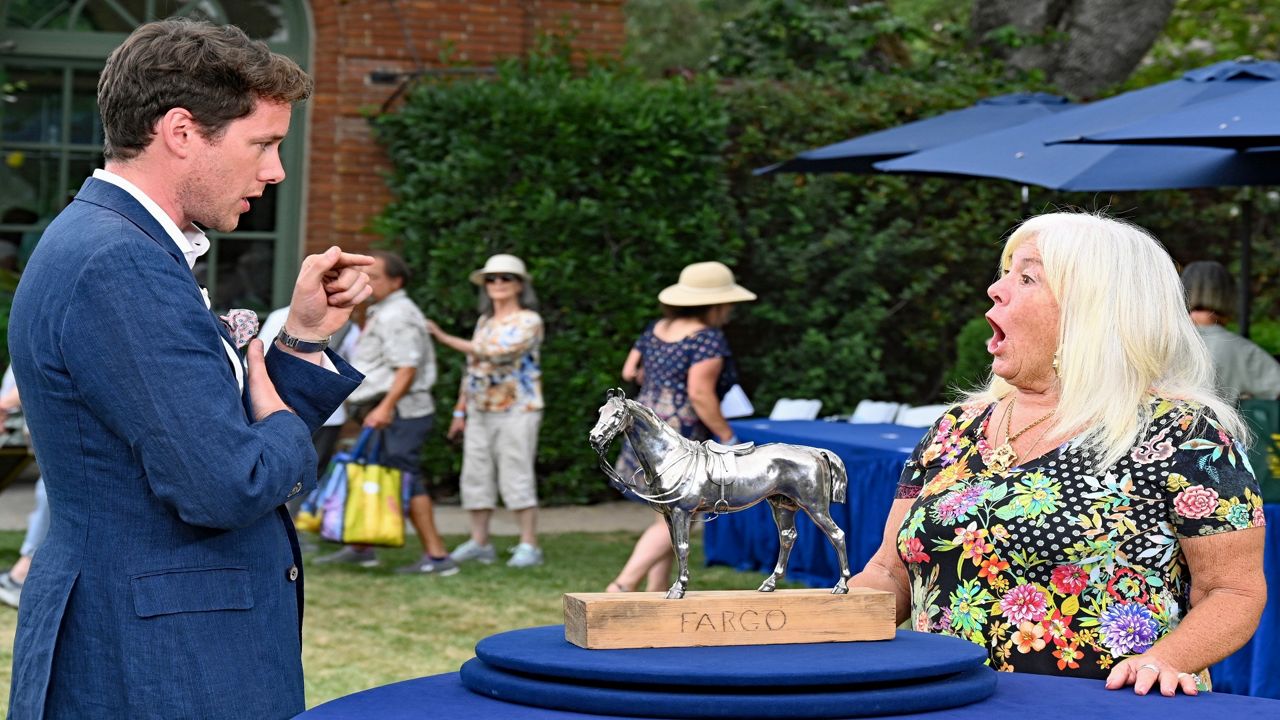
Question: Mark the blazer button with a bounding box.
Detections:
[289,482,302,497]
[287,565,299,582]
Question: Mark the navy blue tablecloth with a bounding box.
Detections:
[710,420,1280,700]
[1209,502,1280,698]
[705,421,927,587]
[298,668,1280,719]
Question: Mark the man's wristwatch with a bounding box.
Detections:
[275,328,331,353]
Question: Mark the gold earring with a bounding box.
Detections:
[1052,351,1060,376]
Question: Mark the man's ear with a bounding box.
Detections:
[156,107,201,159]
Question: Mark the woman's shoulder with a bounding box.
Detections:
[513,308,542,325]
[685,327,731,361]
[1143,396,1243,449]
[1147,397,1216,429]
[933,400,990,426]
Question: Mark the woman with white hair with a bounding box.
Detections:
[851,212,1266,697]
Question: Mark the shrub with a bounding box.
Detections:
[373,52,734,502]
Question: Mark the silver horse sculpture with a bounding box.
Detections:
[589,389,852,599]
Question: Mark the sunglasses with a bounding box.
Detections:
[484,274,519,284]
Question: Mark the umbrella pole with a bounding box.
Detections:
[1239,192,1253,339]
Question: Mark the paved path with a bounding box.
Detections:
[0,480,656,535]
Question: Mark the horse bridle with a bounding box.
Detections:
[592,399,693,505]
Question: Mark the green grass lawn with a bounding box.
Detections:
[0,528,796,708]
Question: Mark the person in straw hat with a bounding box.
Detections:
[605,260,756,593]
[428,254,546,568]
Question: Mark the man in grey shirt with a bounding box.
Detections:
[317,250,457,574]
[1183,261,1280,405]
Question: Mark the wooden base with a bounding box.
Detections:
[563,588,896,649]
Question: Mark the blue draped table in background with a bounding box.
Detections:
[709,419,1280,699]
[707,420,927,588]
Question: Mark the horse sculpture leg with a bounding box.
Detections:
[664,509,692,599]
[759,496,798,593]
[804,504,852,594]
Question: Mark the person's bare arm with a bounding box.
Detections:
[1105,526,1266,696]
[427,319,474,355]
[621,349,643,384]
[363,366,416,429]
[687,357,732,442]
[849,498,914,624]
[0,386,20,414]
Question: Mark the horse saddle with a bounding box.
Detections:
[705,439,755,455]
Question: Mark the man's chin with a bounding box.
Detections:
[206,217,240,233]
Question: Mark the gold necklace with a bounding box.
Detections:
[988,397,1054,474]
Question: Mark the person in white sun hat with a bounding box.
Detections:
[605,260,756,593]
[428,254,546,568]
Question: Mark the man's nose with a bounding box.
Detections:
[261,148,286,184]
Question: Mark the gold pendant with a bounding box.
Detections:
[990,443,1017,474]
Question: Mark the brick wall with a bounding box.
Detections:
[304,0,626,258]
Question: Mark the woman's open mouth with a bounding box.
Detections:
[986,316,1006,355]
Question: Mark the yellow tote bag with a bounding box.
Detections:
[342,462,406,547]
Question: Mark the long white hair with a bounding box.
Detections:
[963,212,1245,471]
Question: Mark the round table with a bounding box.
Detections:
[299,669,1280,719]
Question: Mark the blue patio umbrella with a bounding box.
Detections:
[1060,80,1280,149]
[874,60,1280,336]
[754,92,1072,175]
[874,59,1280,190]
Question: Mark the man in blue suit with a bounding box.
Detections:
[7,20,371,719]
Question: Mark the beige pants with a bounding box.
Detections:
[460,410,541,510]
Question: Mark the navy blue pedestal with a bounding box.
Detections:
[460,658,995,719]
[475,626,987,687]
[455,626,995,718]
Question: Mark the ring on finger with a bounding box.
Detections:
[1139,663,1161,673]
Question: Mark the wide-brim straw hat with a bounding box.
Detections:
[658,261,757,307]
[469,254,530,286]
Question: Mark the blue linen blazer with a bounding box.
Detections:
[6,178,362,719]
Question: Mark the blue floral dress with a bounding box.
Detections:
[896,398,1264,679]
[615,322,736,481]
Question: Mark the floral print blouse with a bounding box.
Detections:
[462,309,543,413]
[896,399,1264,679]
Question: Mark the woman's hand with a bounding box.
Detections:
[1105,654,1198,697]
[448,416,466,441]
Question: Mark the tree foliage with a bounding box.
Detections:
[373,2,1280,502]
[970,0,1177,98]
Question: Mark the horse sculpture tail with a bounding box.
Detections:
[823,451,848,504]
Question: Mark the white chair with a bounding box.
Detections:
[848,400,904,424]
[768,398,824,421]
[894,404,950,427]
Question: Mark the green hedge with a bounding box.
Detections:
[373,53,734,503]
[372,12,1280,503]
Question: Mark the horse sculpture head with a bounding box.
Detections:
[589,388,630,454]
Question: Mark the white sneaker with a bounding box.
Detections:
[451,539,497,564]
[507,543,543,568]
[0,572,21,608]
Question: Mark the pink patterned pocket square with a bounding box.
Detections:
[219,309,260,349]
